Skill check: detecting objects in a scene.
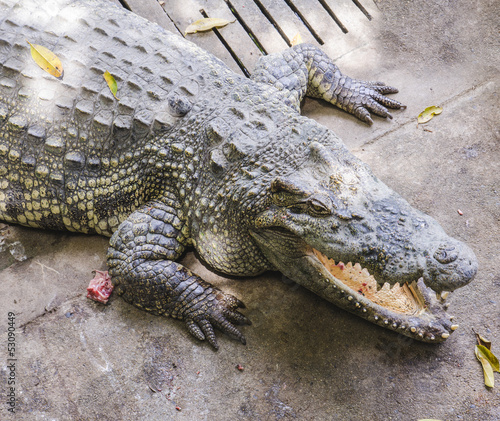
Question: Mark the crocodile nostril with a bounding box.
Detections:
[433,246,458,264]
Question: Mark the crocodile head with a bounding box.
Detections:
[248,120,477,343]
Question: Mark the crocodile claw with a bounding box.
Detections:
[347,80,406,125]
[184,292,250,350]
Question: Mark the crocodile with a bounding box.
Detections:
[0,0,477,349]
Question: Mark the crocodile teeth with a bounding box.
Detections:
[440,291,450,300]
[313,250,424,316]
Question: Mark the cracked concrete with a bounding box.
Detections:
[1,0,499,420]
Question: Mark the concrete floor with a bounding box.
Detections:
[1,0,499,420]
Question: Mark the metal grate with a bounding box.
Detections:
[119,0,379,76]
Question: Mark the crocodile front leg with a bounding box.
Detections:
[251,43,405,124]
[106,201,249,349]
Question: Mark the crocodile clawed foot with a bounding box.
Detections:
[349,80,406,125]
[184,292,250,350]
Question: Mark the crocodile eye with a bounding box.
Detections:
[308,199,331,216]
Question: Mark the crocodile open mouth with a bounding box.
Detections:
[249,227,457,342]
[310,248,457,342]
[313,249,425,316]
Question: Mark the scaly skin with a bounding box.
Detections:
[251,43,404,124]
[0,0,477,348]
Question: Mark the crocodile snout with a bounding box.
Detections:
[429,240,478,292]
[433,244,458,264]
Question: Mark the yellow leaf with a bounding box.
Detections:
[476,344,500,372]
[184,18,234,35]
[417,105,442,124]
[475,345,496,387]
[103,71,119,100]
[27,40,64,79]
[291,32,303,46]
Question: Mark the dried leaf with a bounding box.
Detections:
[477,344,500,372]
[476,345,495,387]
[27,40,64,79]
[417,105,442,124]
[184,18,234,35]
[291,32,303,46]
[476,333,492,350]
[103,71,119,99]
[476,344,500,389]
